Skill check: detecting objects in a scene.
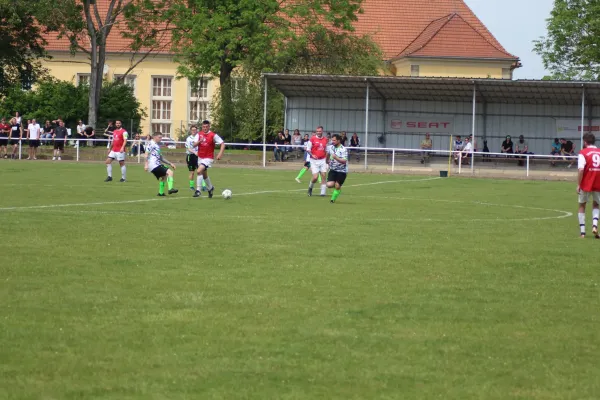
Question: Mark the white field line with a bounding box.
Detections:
[0,177,440,211]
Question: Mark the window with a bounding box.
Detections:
[151,76,173,137]
[502,68,512,80]
[152,77,172,97]
[190,78,208,99]
[231,77,247,100]
[410,65,420,77]
[151,123,171,136]
[188,77,210,124]
[189,101,209,123]
[114,74,137,93]
[77,73,91,86]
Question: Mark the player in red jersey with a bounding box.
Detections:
[306,126,329,196]
[577,133,600,238]
[192,120,225,198]
[104,120,128,182]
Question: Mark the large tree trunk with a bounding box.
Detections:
[219,61,235,140]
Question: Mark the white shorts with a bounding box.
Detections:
[198,158,214,169]
[108,151,126,161]
[310,158,327,174]
[578,191,600,204]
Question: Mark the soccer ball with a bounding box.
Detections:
[222,189,232,200]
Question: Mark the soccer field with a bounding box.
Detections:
[1,162,599,399]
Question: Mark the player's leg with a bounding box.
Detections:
[578,191,588,238]
[295,160,310,183]
[105,154,114,181]
[194,163,207,197]
[202,168,215,198]
[307,160,319,196]
[57,142,63,160]
[187,155,195,190]
[118,158,126,182]
[329,171,346,203]
[319,162,327,196]
[158,175,166,196]
[166,168,178,195]
[592,194,600,238]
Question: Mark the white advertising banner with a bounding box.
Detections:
[388,116,454,133]
[556,119,600,137]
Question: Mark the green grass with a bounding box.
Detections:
[1,162,599,400]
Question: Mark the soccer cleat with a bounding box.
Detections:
[119,178,125,182]
[208,186,215,198]
[320,194,326,197]
[580,233,586,238]
[189,186,195,191]
[52,156,56,161]
[193,190,201,198]
[307,187,312,196]
[157,193,165,197]
[58,157,62,161]
[168,188,179,195]
[295,178,301,183]
[593,226,599,239]
[104,176,113,182]
[330,200,335,203]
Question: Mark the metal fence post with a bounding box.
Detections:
[76,142,80,161]
[391,149,395,172]
[526,155,530,177]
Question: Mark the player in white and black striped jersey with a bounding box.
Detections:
[145,132,179,196]
[185,125,200,191]
[326,134,348,203]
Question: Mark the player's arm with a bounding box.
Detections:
[120,132,128,153]
[306,140,312,156]
[332,148,348,164]
[577,154,586,192]
[160,153,176,169]
[144,147,150,171]
[214,134,225,160]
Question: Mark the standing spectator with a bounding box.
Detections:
[420,132,433,164]
[84,126,96,147]
[350,132,360,161]
[27,119,41,160]
[104,120,115,149]
[273,131,285,162]
[550,138,562,166]
[0,118,10,158]
[76,120,86,147]
[14,112,21,126]
[292,129,302,156]
[514,135,531,166]
[501,135,513,154]
[561,138,576,168]
[41,120,54,145]
[576,133,600,238]
[52,120,68,160]
[283,129,291,157]
[8,117,22,159]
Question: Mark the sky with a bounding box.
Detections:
[464,0,555,79]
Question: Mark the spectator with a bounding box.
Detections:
[104,120,115,149]
[550,138,561,166]
[292,129,302,155]
[501,135,513,154]
[350,132,360,161]
[27,119,41,160]
[8,117,22,159]
[52,120,68,161]
[326,132,332,145]
[84,126,96,147]
[76,120,86,147]
[514,135,532,166]
[340,131,348,147]
[561,138,576,168]
[455,136,473,165]
[130,133,145,156]
[301,133,310,146]
[273,131,285,161]
[453,135,464,164]
[0,118,10,158]
[41,120,54,145]
[283,129,291,156]
[14,112,21,126]
[420,132,433,164]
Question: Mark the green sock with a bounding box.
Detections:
[159,181,165,195]
[331,189,341,202]
[318,174,322,183]
[167,176,174,190]
[189,180,194,188]
[296,168,307,180]
[202,179,207,188]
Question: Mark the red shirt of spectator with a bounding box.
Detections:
[112,128,128,152]
[579,145,600,192]
[0,123,10,136]
[309,135,328,159]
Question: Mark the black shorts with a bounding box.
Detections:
[9,138,19,146]
[304,161,311,168]
[327,170,347,186]
[53,141,65,151]
[0,137,7,146]
[186,154,198,171]
[29,140,40,148]
[151,165,169,180]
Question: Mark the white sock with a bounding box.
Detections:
[579,212,586,235]
[107,164,112,177]
[309,182,314,189]
[593,208,599,228]
[196,176,202,190]
[121,165,126,180]
[320,184,326,195]
[204,177,213,190]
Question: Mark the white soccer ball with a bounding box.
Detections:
[222,189,232,200]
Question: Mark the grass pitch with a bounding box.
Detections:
[1,162,599,399]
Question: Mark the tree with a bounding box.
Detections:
[0,0,48,95]
[157,0,382,140]
[36,0,171,129]
[534,0,600,80]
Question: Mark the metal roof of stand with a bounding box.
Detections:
[263,73,600,105]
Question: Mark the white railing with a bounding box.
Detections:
[8,138,577,178]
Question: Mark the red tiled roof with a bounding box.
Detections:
[43,0,517,62]
[397,13,517,60]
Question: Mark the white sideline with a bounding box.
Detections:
[0,177,440,211]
